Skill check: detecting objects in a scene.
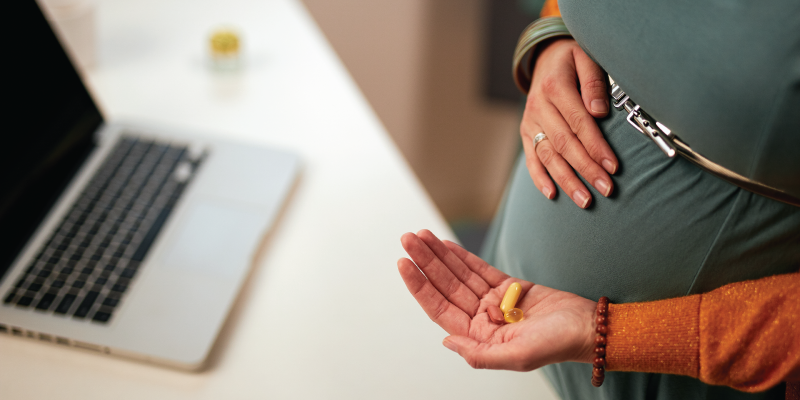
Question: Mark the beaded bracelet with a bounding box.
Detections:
[592,296,609,387]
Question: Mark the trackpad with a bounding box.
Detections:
[163,202,264,279]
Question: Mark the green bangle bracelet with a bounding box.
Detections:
[512,17,572,94]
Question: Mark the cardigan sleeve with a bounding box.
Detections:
[540,0,561,18]
[605,271,800,393]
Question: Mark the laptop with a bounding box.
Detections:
[0,1,299,370]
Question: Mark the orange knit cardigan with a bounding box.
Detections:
[532,2,800,398]
[607,272,800,398]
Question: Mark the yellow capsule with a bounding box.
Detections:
[209,29,240,58]
[504,308,524,323]
[499,282,522,314]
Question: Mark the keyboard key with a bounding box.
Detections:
[120,267,137,279]
[102,297,119,307]
[4,291,16,304]
[72,281,85,289]
[94,277,108,285]
[51,280,65,288]
[16,296,34,307]
[131,205,175,262]
[27,282,43,292]
[111,283,128,293]
[92,311,112,323]
[54,294,77,314]
[36,269,52,278]
[73,291,100,318]
[36,293,57,310]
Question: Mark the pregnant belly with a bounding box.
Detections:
[555,0,800,198]
[487,108,800,303]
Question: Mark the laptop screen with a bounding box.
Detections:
[0,1,102,280]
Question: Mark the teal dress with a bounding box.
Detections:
[482,1,800,399]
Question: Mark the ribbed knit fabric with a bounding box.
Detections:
[699,273,800,392]
[606,272,800,397]
[606,295,701,376]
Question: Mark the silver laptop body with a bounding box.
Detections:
[0,2,298,370]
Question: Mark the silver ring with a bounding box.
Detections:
[533,132,547,148]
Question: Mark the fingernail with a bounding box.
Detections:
[443,338,458,353]
[602,159,616,174]
[594,179,611,197]
[542,187,552,199]
[573,190,591,208]
[591,99,609,114]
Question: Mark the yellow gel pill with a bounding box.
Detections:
[499,282,522,314]
[504,308,524,323]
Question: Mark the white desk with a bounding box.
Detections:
[0,0,558,398]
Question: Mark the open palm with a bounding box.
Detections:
[398,230,597,371]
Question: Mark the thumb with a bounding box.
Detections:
[442,336,527,371]
[573,47,609,118]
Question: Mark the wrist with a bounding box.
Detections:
[512,16,572,94]
[585,308,599,363]
[575,297,600,364]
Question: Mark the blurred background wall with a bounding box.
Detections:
[300,0,542,251]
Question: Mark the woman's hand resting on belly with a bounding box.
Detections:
[522,38,618,208]
[398,230,597,370]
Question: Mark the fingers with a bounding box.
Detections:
[400,232,481,317]
[537,98,614,202]
[520,123,556,200]
[397,258,471,336]
[442,336,530,371]
[416,229,491,298]
[529,121,594,208]
[522,94,613,206]
[520,39,619,207]
[545,81,618,178]
[443,240,510,287]
[574,48,610,118]
[536,58,617,177]
[574,49,619,175]
[537,48,617,177]
[487,305,505,324]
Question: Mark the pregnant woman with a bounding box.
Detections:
[487,1,800,398]
[399,1,800,399]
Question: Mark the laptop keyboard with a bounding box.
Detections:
[2,137,203,323]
